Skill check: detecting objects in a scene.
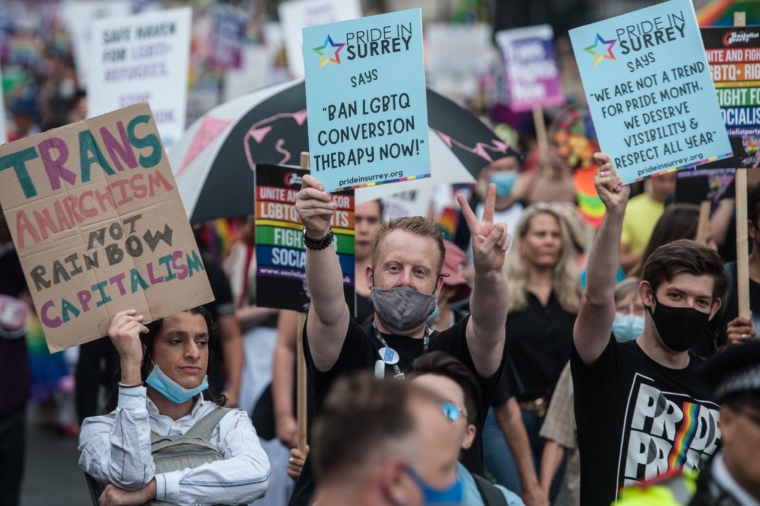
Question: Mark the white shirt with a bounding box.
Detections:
[712,452,760,506]
[78,386,270,506]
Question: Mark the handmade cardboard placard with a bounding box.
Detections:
[496,24,565,113]
[255,164,355,315]
[569,0,733,183]
[701,26,760,168]
[303,9,431,193]
[0,103,214,352]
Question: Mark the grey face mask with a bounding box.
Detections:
[370,285,437,332]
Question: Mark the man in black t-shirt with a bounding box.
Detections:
[572,154,730,506]
[290,175,511,506]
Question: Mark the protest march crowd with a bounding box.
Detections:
[2,1,760,506]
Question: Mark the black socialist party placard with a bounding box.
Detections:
[254,164,355,315]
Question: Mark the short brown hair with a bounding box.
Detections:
[641,239,728,300]
[412,351,481,425]
[312,373,433,482]
[372,216,446,273]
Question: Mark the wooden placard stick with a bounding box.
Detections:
[696,200,711,245]
[735,12,751,320]
[297,152,309,453]
[533,105,551,176]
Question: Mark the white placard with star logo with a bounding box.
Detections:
[569,0,732,183]
[302,9,431,193]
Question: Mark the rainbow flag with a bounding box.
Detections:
[668,402,699,469]
[575,167,605,229]
[697,0,760,26]
[437,207,460,240]
[26,314,68,404]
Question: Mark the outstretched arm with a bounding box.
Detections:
[495,398,548,506]
[217,314,244,407]
[574,154,630,367]
[273,310,298,448]
[294,175,350,372]
[458,184,510,378]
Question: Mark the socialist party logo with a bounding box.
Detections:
[584,33,617,65]
[313,34,346,67]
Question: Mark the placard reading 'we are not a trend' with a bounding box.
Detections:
[569,0,733,183]
[303,9,431,193]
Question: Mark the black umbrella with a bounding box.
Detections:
[170,79,518,223]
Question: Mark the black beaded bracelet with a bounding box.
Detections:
[303,228,334,250]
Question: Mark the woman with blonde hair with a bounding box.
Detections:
[483,202,582,502]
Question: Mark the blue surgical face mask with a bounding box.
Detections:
[145,365,208,404]
[612,313,645,343]
[405,466,463,505]
[488,171,517,198]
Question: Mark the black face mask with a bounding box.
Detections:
[646,295,711,352]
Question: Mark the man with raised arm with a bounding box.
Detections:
[289,175,511,506]
[571,154,729,506]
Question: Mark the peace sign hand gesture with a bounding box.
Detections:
[457,184,511,274]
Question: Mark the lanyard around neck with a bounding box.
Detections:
[372,324,430,379]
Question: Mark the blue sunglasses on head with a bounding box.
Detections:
[440,401,464,423]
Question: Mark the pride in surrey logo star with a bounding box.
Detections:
[584,33,616,65]
[313,34,346,67]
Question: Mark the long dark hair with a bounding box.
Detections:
[630,204,699,278]
[106,306,226,412]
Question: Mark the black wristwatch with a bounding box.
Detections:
[303,228,334,250]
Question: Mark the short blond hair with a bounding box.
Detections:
[372,217,446,274]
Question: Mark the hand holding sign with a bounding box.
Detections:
[726,312,757,345]
[295,174,337,240]
[569,0,732,183]
[108,309,148,385]
[457,184,510,274]
[593,153,630,215]
[0,103,213,352]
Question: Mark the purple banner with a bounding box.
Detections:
[210,5,246,70]
[497,25,565,113]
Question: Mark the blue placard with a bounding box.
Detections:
[569,0,733,183]
[303,9,431,193]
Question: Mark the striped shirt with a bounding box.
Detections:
[78,386,270,505]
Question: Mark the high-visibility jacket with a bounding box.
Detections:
[613,469,697,506]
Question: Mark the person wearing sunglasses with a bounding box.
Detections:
[413,352,525,506]
[310,373,465,506]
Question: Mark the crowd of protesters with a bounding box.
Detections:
[4,138,760,505]
[2,4,760,506]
